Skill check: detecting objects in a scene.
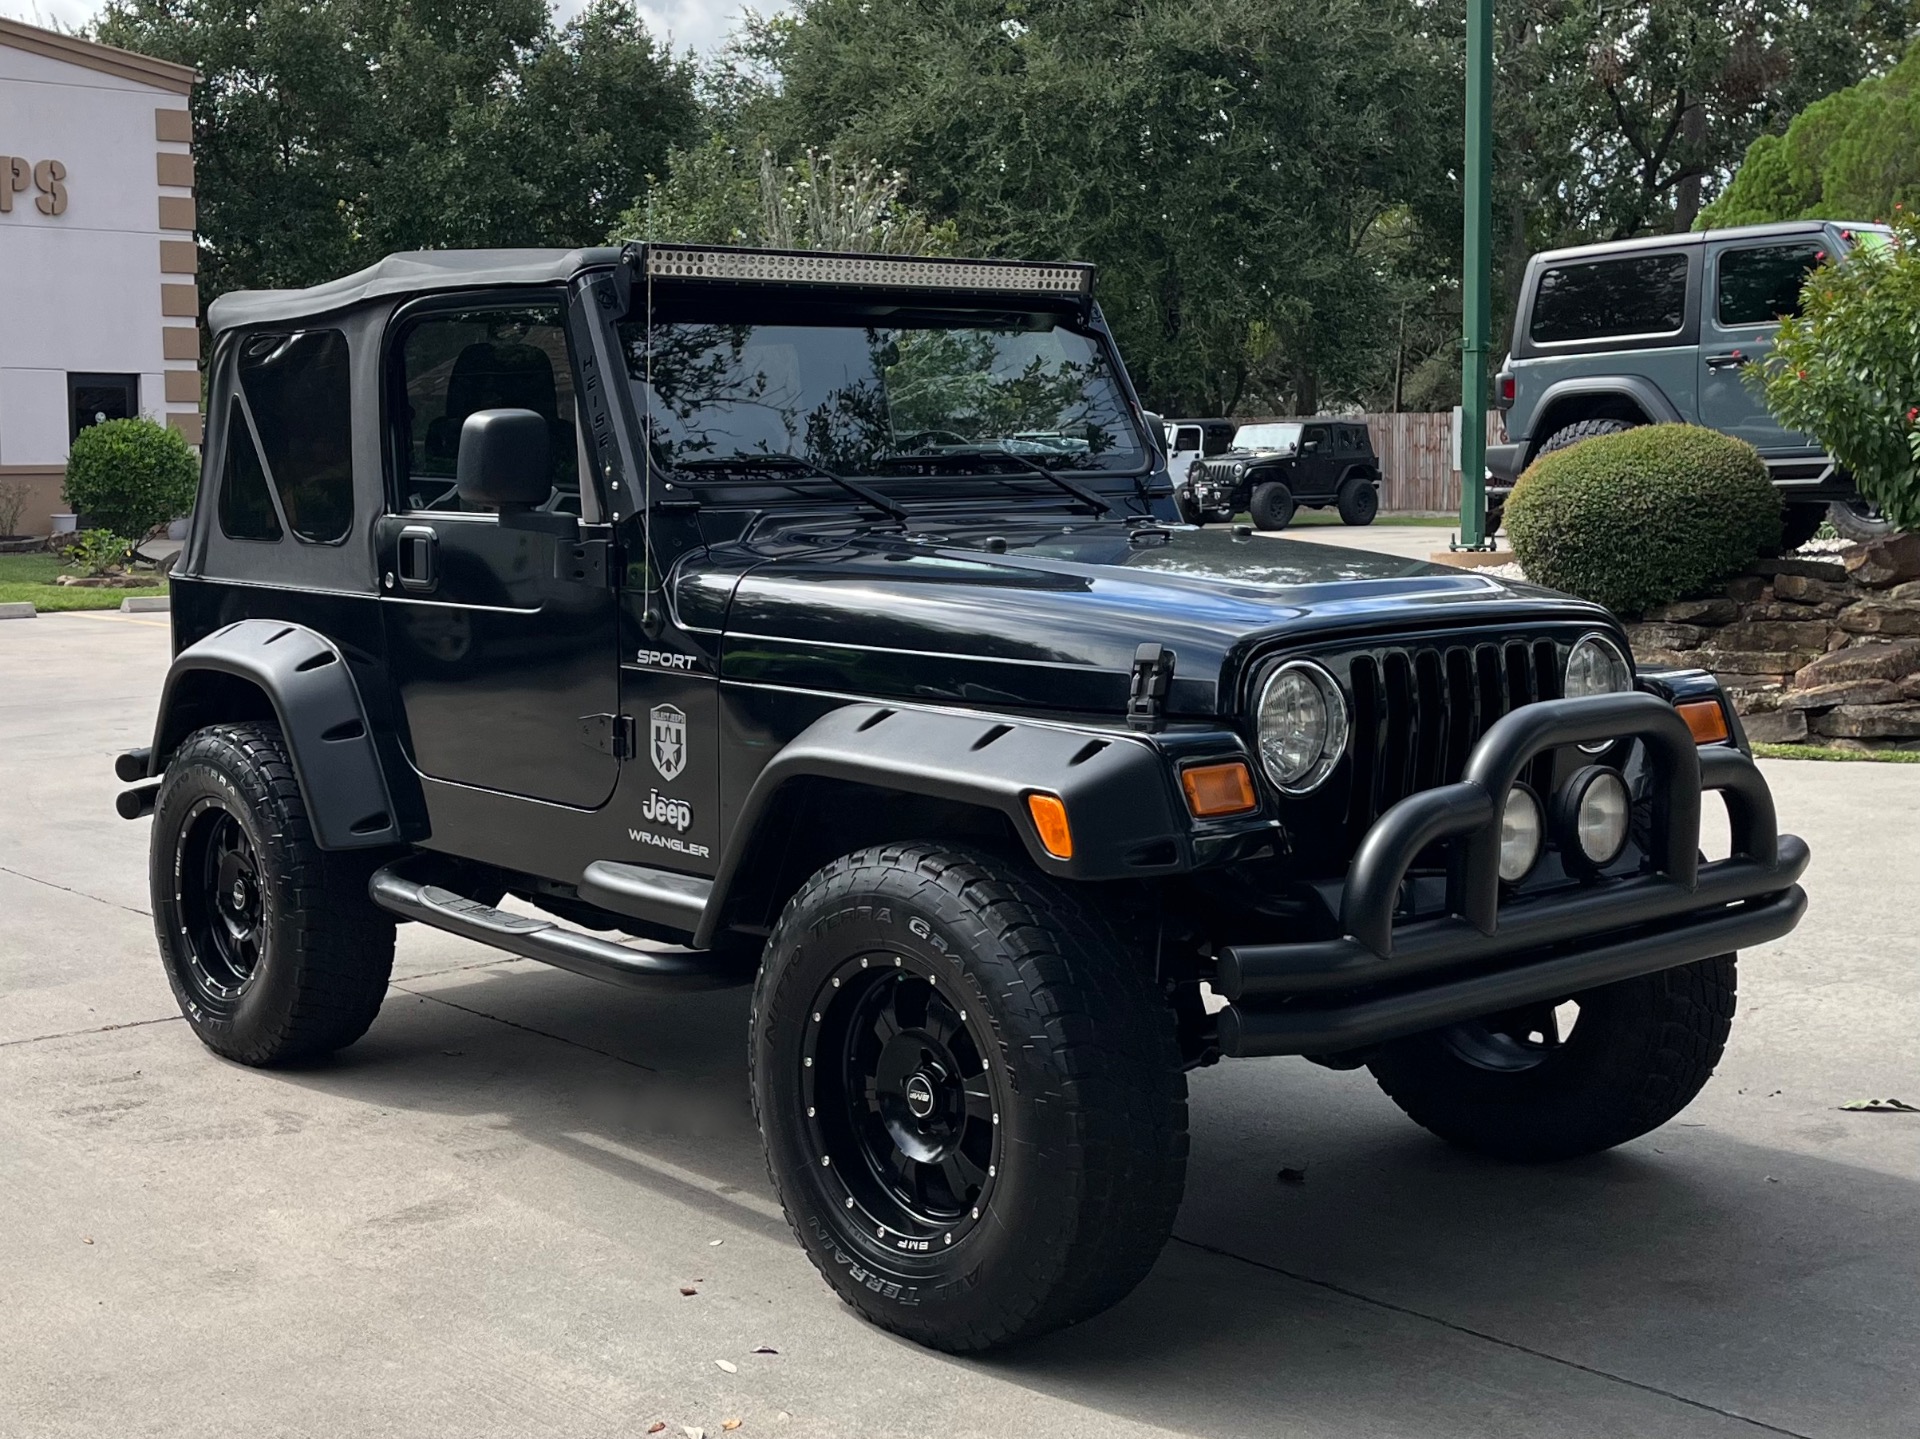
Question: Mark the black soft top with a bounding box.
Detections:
[205,248,620,334]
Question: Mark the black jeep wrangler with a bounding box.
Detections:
[120,245,1807,1353]
[1178,417,1382,529]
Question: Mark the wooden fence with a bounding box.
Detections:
[1236,411,1500,514]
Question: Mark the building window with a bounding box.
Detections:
[235,329,354,544]
[68,373,139,440]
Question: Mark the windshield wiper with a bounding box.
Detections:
[874,446,1114,516]
[675,453,910,521]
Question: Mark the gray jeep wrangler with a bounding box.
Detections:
[1488,220,1893,546]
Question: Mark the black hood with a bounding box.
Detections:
[707,519,1613,716]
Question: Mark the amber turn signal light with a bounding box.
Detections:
[1675,699,1730,745]
[1025,793,1074,859]
[1181,761,1259,818]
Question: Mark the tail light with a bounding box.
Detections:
[1496,373,1516,408]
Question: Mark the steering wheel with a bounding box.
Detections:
[893,429,973,452]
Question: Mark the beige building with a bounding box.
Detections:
[0,19,198,537]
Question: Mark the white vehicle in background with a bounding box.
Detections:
[1162,418,1238,500]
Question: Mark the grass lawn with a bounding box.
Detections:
[0,553,167,612]
[1754,741,1920,763]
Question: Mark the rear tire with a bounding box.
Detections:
[1536,417,1635,459]
[150,722,395,1066]
[1827,496,1894,542]
[1366,955,1735,1161]
[1336,475,1380,526]
[1249,482,1296,532]
[751,844,1188,1351]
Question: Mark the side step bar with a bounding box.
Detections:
[368,865,741,992]
[578,860,712,934]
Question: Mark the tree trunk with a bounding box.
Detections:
[1674,100,1706,231]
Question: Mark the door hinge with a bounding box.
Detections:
[1127,643,1176,731]
[556,539,612,586]
[578,713,636,758]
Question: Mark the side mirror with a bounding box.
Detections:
[1301,439,1321,453]
[456,408,550,510]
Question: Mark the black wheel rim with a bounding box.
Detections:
[803,951,1001,1251]
[175,797,265,1002]
[1444,999,1581,1073]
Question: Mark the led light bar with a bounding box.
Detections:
[643,245,1092,296]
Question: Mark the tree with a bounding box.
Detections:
[1702,41,1920,226]
[94,0,701,301]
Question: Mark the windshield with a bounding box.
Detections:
[1233,423,1301,452]
[622,314,1147,476]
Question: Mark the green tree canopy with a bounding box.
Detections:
[94,0,701,301]
[1702,40,1920,227]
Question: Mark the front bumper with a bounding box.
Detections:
[1213,692,1808,1058]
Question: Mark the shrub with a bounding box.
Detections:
[63,417,198,540]
[1762,213,1920,533]
[1505,425,1781,616]
[0,478,27,537]
[61,529,135,576]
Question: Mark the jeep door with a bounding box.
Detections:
[1168,424,1203,487]
[1298,423,1336,497]
[1698,236,1823,456]
[373,292,620,810]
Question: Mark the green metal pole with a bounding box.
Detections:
[1459,0,1493,548]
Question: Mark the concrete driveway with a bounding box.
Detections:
[3,611,1915,1439]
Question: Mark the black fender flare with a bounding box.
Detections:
[148,619,402,850]
[691,703,1189,949]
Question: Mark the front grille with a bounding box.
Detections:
[1336,637,1563,852]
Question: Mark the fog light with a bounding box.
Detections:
[1498,785,1543,882]
[1559,767,1631,868]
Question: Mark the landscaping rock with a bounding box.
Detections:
[1780,679,1904,710]
[1642,597,1740,625]
[1842,533,1920,588]
[1696,648,1809,677]
[1742,708,1809,743]
[1752,555,1851,582]
[1814,702,1920,738]
[1792,641,1920,687]
[1715,619,1834,652]
[1748,599,1847,621]
[1837,599,1920,637]
[1722,682,1784,712]
[1772,573,1853,604]
[1724,575,1766,604]
[1624,622,1706,652]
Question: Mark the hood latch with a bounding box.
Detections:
[1127,643,1176,731]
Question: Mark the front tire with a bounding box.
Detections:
[1827,496,1894,542]
[751,844,1188,1351]
[1366,955,1736,1161]
[150,722,396,1066]
[1249,481,1296,531]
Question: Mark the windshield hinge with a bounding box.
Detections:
[1127,643,1176,732]
[578,713,636,758]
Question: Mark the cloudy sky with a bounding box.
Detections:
[0,0,780,57]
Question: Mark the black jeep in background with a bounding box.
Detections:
[1489,220,1893,544]
[1178,417,1382,529]
[118,244,1806,1354]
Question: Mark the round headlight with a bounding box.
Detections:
[1559,766,1631,868]
[1565,633,1633,698]
[1256,661,1348,793]
[1233,462,1247,479]
[1498,785,1544,882]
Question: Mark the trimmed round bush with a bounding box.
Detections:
[1505,424,1781,616]
[63,417,199,540]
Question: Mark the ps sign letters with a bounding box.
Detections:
[0,158,68,216]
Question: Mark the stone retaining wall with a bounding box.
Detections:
[1625,533,1920,749]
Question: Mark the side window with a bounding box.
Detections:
[1529,252,1689,344]
[217,396,283,542]
[1717,243,1823,326]
[235,330,354,543]
[392,302,579,514]
[1202,426,1233,456]
[1304,425,1330,451]
[1174,426,1202,452]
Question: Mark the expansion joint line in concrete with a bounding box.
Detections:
[1169,1235,1817,1439]
[0,863,150,917]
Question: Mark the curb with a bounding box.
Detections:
[121,595,170,613]
[0,601,35,620]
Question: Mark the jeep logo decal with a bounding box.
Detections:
[642,790,692,832]
[650,704,687,781]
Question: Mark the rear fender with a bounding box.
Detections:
[149,619,401,850]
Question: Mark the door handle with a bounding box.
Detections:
[397,525,438,592]
[1705,352,1749,371]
